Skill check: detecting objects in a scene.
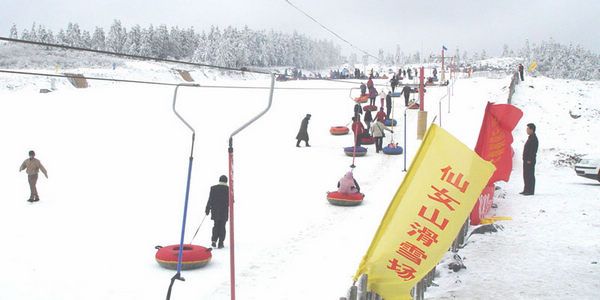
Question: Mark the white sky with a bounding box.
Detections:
[2,0,599,57]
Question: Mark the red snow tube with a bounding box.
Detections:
[155,244,212,270]
[360,136,375,145]
[408,102,420,109]
[363,105,377,112]
[330,126,349,135]
[327,191,364,206]
[354,95,369,103]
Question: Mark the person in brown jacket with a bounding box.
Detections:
[19,150,48,202]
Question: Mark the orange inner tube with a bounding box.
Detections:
[330,126,349,134]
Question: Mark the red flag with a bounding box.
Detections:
[474,102,523,184]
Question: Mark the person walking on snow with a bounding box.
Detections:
[205,175,230,248]
[20,150,48,202]
[351,116,367,147]
[337,171,360,194]
[521,123,538,195]
[518,64,525,81]
[360,82,367,96]
[354,102,363,119]
[399,85,413,107]
[364,109,373,132]
[385,92,393,119]
[379,90,387,108]
[371,120,393,153]
[296,114,311,147]
[390,75,399,92]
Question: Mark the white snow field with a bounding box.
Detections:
[0,63,599,300]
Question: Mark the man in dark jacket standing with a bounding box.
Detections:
[399,85,413,107]
[521,123,538,195]
[296,114,311,147]
[518,64,525,81]
[385,92,393,118]
[205,175,230,248]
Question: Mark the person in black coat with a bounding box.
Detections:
[354,103,363,119]
[398,85,413,106]
[385,92,393,118]
[390,75,399,92]
[521,123,538,195]
[518,64,525,81]
[205,175,230,248]
[296,114,311,147]
[360,82,367,96]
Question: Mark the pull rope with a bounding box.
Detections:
[189,213,208,245]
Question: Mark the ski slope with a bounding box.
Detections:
[0,64,599,300]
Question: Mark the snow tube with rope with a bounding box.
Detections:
[354,95,369,103]
[326,191,364,206]
[344,146,367,157]
[330,126,349,135]
[363,105,377,112]
[384,119,397,126]
[360,136,375,145]
[155,244,212,270]
[383,144,403,155]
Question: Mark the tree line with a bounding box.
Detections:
[9,20,343,70]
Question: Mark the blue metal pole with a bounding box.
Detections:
[166,83,199,300]
[176,139,194,274]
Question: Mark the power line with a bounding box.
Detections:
[284,0,382,63]
[0,69,358,90]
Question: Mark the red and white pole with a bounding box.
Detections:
[228,138,236,300]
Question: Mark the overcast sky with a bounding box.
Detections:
[2,0,599,57]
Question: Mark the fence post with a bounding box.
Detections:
[358,274,368,300]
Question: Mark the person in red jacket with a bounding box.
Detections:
[375,107,387,122]
[351,116,366,146]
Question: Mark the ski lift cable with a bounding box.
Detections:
[283,0,382,63]
[0,69,374,90]
[1,37,390,86]
[0,36,271,75]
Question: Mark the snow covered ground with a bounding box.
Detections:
[0,63,598,300]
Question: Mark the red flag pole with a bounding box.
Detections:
[228,138,236,300]
[226,73,275,300]
[419,66,425,111]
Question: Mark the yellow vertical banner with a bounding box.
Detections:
[353,124,495,300]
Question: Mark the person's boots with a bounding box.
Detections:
[306,142,311,147]
[218,242,224,249]
[211,241,217,248]
[296,140,301,147]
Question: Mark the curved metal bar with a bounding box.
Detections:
[172,83,200,135]
[229,74,276,139]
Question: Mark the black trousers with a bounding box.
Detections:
[375,137,384,153]
[211,219,227,244]
[519,71,524,81]
[404,95,410,106]
[386,105,392,118]
[523,161,536,194]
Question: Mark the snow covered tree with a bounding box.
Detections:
[9,24,18,39]
[502,44,510,57]
[91,27,106,50]
[125,25,142,55]
[106,20,127,53]
[66,22,82,47]
[138,25,154,56]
